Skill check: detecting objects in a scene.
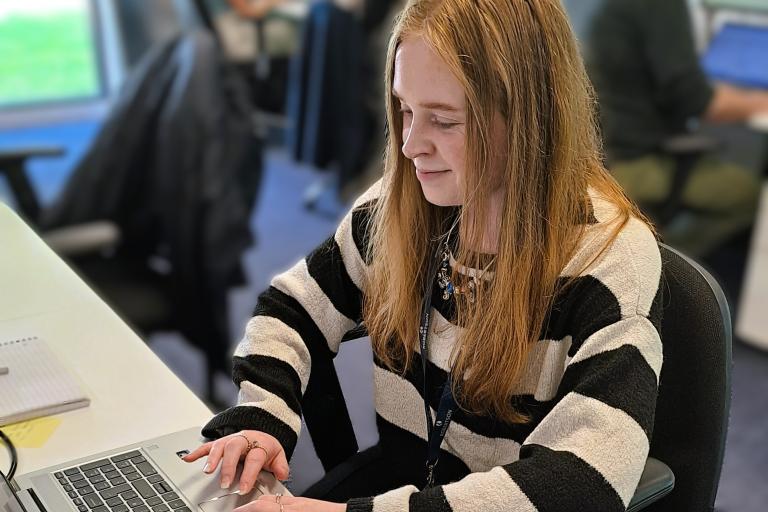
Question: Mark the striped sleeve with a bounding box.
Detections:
[347,216,663,512]
[202,180,382,456]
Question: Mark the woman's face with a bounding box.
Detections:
[393,36,468,206]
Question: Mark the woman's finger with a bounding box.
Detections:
[181,441,213,462]
[267,449,290,481]
[219,436,249,489]
[203,438,227,474]
[237,445,269,494]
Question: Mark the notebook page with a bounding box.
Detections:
[0,336,90,426]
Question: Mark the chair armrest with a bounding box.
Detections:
[0,146,66,162]
[42,221,121,257]
[627,457,675,512]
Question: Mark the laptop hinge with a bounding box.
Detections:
[17,488,47,512]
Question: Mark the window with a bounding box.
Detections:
[0,0,102,108]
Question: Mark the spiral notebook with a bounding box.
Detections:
[0,336,90,426]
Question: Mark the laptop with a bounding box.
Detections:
[4,427,283,512]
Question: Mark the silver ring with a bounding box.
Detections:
[275,493,283,504]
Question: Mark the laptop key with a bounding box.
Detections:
[151,504,169,512]
[167,499,186,509]
[69,473,86,482]
[81,459,112,472]
[161,492,178,502]
[127,496,144,507]
[110,476,126,485]
[131,455,147,464]
[104,471,121,480]
[136,462,157,477]
[132,480,157,499]
[126,473,142,482]
[121,490,138,500]
[112,504,129,512]
[146,497,163,506]
[84,493,104,508]
[101,484,132,500]
[115,460,132,469]
[84,469,102,478]
[120,466,137,475]
[92,507,109,512]
[74,480,91,489]
[94,482,111,491]
[134,506,149,512]
[78,486,95,496]
[101,465,117,473]
[74,498,83,506]
[111,451,141,463]
[54,472,65,479]
[64,468,81,476]
[89,475,106,484]
[106,497,123,507]
[78,506,88,512]
[63,484,74,492]
[68,491,79,498]
[147,475,163,484]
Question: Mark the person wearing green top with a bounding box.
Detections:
[585,0,768,257]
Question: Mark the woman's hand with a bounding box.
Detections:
[182,431,290,494]
[235,495,346,512]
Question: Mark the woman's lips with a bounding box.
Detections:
[416,168,450,180]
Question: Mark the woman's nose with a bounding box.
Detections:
[402,120,432,160]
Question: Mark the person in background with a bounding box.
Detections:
[185,1,664,511]
[586,0,768,258]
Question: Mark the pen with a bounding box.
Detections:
[0,367,8,375]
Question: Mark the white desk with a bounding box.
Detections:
[0,203,212,475]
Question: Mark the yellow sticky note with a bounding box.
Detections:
[2,417,61,448]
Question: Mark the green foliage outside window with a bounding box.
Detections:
[0,5,99,107]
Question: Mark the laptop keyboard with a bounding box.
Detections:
[53,450,190,512]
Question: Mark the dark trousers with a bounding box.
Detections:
[301,444,420,502]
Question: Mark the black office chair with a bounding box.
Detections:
[296,243,731,511]
[0,31,256,407]
[636,243,732,511]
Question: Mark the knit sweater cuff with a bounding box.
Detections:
[346,497,374,512]
[201,405,299,459]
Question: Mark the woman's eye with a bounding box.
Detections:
[434,119,458,129]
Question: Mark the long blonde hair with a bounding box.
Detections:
[363,0,649,424]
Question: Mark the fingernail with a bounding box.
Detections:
[203,463,210,473]
[221,479,231,489]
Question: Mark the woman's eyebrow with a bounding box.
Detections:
[393,90,462,112]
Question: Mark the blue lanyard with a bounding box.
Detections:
[419,241,459,488]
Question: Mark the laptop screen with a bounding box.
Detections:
[0,470,26,512]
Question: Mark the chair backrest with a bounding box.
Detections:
[647,244,732,511]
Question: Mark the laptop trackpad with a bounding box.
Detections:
[198,489,263,512]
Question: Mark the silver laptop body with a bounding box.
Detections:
[6,427,275,512]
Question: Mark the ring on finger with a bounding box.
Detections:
[235,433,269,459]
[275,493,282,505]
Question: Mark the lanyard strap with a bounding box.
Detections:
[419,241,459,488]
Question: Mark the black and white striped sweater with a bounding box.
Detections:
[203,180,663,512]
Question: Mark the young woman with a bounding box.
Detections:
[185,1,663,511]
